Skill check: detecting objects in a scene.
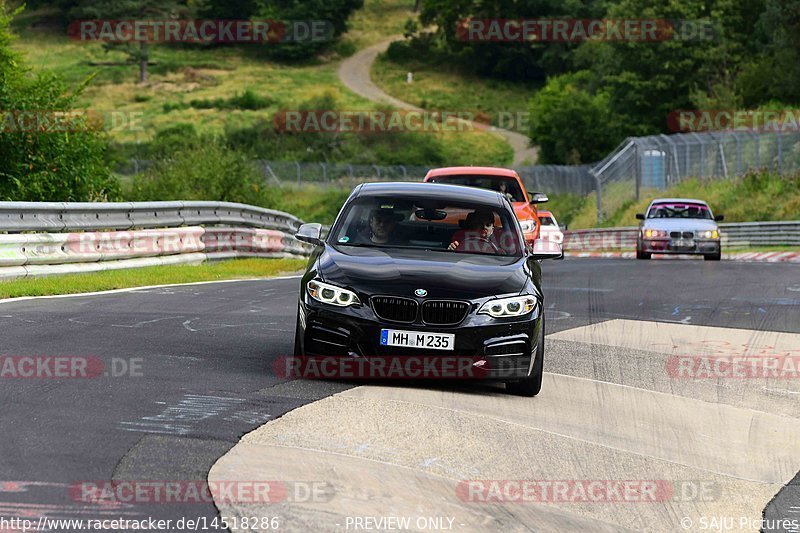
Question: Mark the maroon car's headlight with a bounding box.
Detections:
[644,229,668,238]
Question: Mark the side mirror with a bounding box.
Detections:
[561,225,568,231]
[296,223,323,246]
[528,239,562,260]
[636,213,645,220]
[714,214,724,221]
[528,192,549,203]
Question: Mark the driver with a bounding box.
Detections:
[357,208,404,245]
[494,180,515,202]
[448,210,498,253]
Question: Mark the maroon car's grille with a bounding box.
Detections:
[371,296,418,323]
[422,300,470,326]
[670,231,694,239]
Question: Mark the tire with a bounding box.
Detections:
[636,249,651,260]
[293,312,304,357]
[506,314,544,397]
[704,251,721,261]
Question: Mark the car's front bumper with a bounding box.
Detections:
[297,299,541,381]
[639,238,720,255]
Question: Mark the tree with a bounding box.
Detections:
[255,0,363,60]
[528,71,628,164]
[197,0,259,19]
[417,0,610,81]
[68,0,186,83]
[0,3,117,201]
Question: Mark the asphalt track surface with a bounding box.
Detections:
[1,258,799,531]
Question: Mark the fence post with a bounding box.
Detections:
[777,132,783,173]
[735,134,742,176]
[634,142,640,201]
[755,133,761,168]
[592,170,603,226]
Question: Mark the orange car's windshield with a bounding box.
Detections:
[428,175,526,202]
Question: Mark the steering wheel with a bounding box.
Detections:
[462,235,500,254]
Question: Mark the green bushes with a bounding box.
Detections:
[255,0,364,61]
[128,137,274,205]
[528,72,629,165]
[162,89,274,113]
[0,4,118,202]
[126,128,350,224]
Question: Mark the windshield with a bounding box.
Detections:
[427,175,526,202]
[647,203,712,219]
[330,196,523,257]
[539,216,556,226]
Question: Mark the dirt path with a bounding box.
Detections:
[338,37,539,166]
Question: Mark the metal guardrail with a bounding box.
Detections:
[563,221,800,251]
[0,201,305,233]
[0,201,313,280]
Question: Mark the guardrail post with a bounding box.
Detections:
[634,142,640,201]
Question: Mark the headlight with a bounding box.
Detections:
[479,295,537,318]
[307,280,360,307]
[644,229,667,238]
[520,220,535,233]
[698,229,719,239]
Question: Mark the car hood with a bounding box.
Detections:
[318,245,529,300]
[642,218,718,231]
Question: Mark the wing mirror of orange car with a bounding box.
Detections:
[636,213,645,220]
[528,192,549,203]
[714,214,724,221]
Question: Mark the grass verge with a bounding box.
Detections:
[372,52,535,134]
[0,258,306,300]
[564,172,800,229]
[10,2,511,166]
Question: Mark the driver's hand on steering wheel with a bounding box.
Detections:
[447,241,459,251]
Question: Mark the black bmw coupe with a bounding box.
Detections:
[293,182,561,396]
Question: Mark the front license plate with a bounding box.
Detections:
[672,239,694,248]
[380,329,455,351]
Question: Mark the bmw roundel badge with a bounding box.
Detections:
[415,288,428,297]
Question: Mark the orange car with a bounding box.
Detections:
[423,166,548,243]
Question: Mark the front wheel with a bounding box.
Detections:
[293,312,304,356]
[704,251,721,261]
[506,314,544,397]
[636,249,651,260]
